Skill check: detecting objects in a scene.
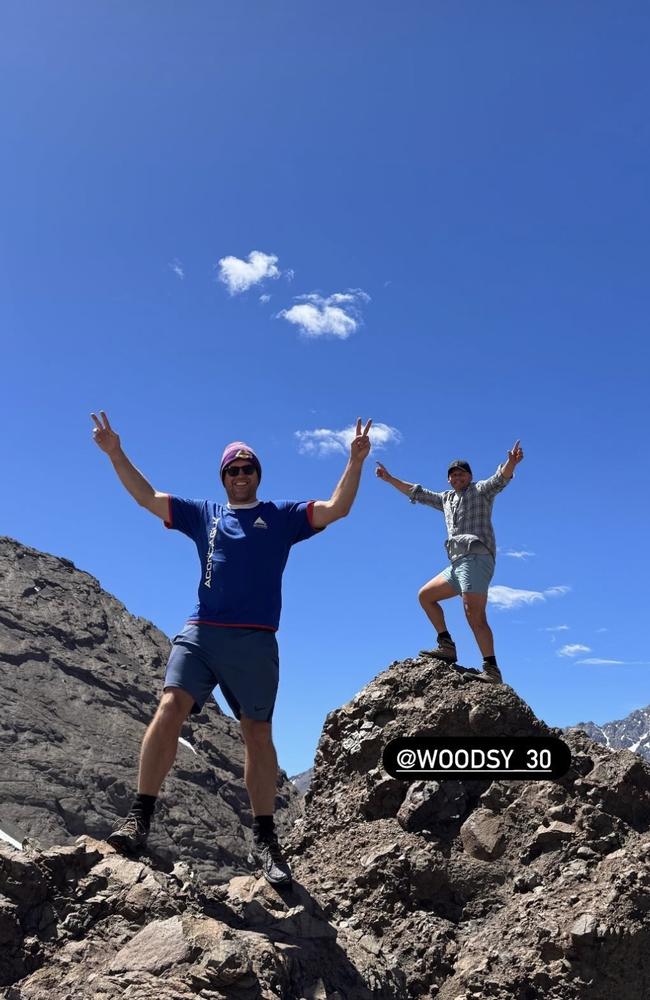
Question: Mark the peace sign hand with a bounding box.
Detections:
[91,411,121,458]
[350,417,372,465]
[508,439,524,465]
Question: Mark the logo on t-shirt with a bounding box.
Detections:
[204,516,219,589]
[253,517,268,529]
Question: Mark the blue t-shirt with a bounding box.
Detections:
[164,497,323,630]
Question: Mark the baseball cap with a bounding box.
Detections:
[447,459,472,477]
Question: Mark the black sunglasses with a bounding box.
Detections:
[225,464,257,477]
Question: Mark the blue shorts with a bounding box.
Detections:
[440,554,495,595]
[164,624,279,722]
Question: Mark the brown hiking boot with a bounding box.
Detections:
[479,662,504,684]
[419,639,457,664]
[248,834,292,887]
[107,813,150,854]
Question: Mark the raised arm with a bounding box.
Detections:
[310,418,372,529]
[500,439,524,479]
[91,411,169,521]
[476,439,525,497]
[375,461,416,496]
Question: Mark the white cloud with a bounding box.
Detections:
[596,627,608,633]
[540,625,570,632]
[260,294,271,304]
[217,250,280,295]
[558,644,591,658]
[577,658,625,665]
[545,585,571,598]
[488,584,570,611]
[295,422,401,457]
[504,550,535,559]
[278,289,370,339]
[169,259,184,280]
[488,587,546,611]
[281,303,355,338]
[577,658,650,666]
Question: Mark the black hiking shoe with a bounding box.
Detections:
[248,834,292,887]
[419,639,457,664]
[479,662,504,684]
[107,813,150,854]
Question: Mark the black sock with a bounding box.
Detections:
[132,793,157,825]
[437,631,453,643]
[483,656,497,667]
[253,815,275,842]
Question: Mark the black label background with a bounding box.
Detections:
[383,736,571,780]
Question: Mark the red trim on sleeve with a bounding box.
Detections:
[306,500,323,528]
[163,494,173,529]
[306,499,326,532]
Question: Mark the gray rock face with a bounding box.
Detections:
[0,537,300,885]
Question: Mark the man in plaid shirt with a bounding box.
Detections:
[376,441,524,683]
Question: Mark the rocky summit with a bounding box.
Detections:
[2,537,650,999]
[289,663,650,999]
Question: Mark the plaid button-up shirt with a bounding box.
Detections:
[408,467,511,562]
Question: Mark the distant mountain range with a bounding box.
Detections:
[289,767,314,794]
[569,705,650,762]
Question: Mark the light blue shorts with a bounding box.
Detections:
[164,624,279,722]
[440,554,495,595]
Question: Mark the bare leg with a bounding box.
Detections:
[240,716,293,886]
[239,717,277,816]
[418,575,458,632]
[463,594,495,658]
[137,688,195,796]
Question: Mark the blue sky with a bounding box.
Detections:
[2,3,649,776]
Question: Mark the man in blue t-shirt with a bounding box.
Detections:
[91,411,372,886]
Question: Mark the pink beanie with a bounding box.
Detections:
[219,441,262,483]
